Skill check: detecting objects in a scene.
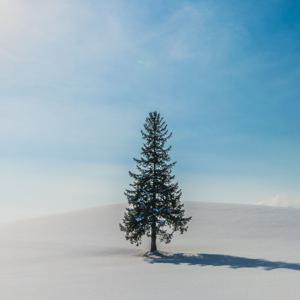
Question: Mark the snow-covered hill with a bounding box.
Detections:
[1,202,300,300]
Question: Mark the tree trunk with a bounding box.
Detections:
[150,224,157,252]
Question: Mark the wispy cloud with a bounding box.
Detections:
[0,98,141,146]
[257,195,300,208]
[0,0,299,220]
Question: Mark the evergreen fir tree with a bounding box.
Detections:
[120,111,191,253]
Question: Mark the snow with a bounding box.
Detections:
[1,201,300,300]
[134,215,144,222]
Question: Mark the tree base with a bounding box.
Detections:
[143,250,167,258]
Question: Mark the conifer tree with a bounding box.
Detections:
[120,111,191,253]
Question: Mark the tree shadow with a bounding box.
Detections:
[145,252,300,271]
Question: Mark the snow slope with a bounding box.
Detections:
[1,202,300,300]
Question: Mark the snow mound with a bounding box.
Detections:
[1,202,300,300]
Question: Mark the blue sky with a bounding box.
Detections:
[0,0,300,221]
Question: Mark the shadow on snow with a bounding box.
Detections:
[145,252,300,271]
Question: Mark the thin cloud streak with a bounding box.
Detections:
[0,0,299,220]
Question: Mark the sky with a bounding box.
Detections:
[0,0,300,222]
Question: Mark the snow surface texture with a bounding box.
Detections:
[1,202,300,300]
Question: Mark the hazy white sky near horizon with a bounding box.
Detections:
[1,0,300,222]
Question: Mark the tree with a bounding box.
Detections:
[120,111,191,253]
